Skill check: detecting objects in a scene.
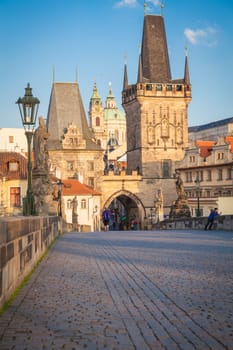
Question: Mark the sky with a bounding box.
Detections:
[0,0,233,128]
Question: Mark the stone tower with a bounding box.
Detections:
[122,14,192,179]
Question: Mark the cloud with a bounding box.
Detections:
[184,27,218,47]
[114,0,138,8]
[114,0,160,9]
[147,0,160,5]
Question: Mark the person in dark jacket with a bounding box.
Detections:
[204,208,219,230]
[102,207,110,231]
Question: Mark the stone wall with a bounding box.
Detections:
[154,215,233,231]
[0,216,61,308]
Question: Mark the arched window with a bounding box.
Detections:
[67,199,72,209]
[81,199,86,209]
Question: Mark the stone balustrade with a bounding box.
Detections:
[154,215,233,231]
[0,216,61,308]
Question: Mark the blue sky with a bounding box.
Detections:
[0,0,232,128]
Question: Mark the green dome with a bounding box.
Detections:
[104,108,126,121]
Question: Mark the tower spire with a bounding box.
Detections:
[160,0,165,16]
[75,66,78,82]
[123,55,128,90]
[184,46,190,85]
[144,1,147,15]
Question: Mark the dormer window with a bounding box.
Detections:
[8,161,19,172]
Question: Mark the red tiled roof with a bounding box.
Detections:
[62,179,101,196]
[195,140,216,159]
[225,136,233,153]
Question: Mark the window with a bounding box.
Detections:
[189,155,195,163]
[156,84,162,91]
[87,161,94,171]
[206,170,212,181]
[146,84,152,91]
[9,136,14,143]
[67,199,73,209]
[166,84,172,91]
[10,187,21,207]
[9,161,19,171]
[195,171,203,181]
[81,199,86,209]
[162,160,171,178]
[185,172,192,183]
[96,117,100,127]
[88,177,94,188]
[67,161,74,171]
[217,152,224,160]
[227,167,232,180]
[176,85,182,91]
[218,169,223,181]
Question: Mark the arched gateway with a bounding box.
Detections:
[103,189,145,230]
[101,170,149,230]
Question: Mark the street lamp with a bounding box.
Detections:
[195,176,201,217]
[16,83,40,215]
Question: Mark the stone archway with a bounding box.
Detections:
[103,190,146,230]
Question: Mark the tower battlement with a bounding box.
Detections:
[122,82,191,104]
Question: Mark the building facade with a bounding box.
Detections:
[46,82,104,191]
[177,118,233,216]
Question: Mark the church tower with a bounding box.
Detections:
[122,13,192,179]
[88,81,105,147]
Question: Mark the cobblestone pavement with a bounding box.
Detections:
[0,230,233,350]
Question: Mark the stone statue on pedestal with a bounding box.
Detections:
[32,116,57,215]
[169,170,191,219]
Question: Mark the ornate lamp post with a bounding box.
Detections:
[16,83,40,215]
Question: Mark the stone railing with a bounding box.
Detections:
[154,215,233,231]
[0,216,62,308]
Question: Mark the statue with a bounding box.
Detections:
[72,196,78,230]
[103,151,108,174]
[32,116,55,215]
[169,170,191,218]
[175,170,186,200]
[155,189,163,222]
[33,116,50,171]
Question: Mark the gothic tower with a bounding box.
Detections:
[122,13,192,179]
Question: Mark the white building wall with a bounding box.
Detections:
[0,128,27,152]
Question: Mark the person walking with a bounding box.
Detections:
[204,208,220,230]
[102,207,111,231]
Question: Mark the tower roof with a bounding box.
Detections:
[141,14,171,83]
[91,81,101,100]
[47,82,100,150]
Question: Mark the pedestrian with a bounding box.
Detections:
[204,208,220,230]
[102,207,110,231]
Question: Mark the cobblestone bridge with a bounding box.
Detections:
[0,229,232,349]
